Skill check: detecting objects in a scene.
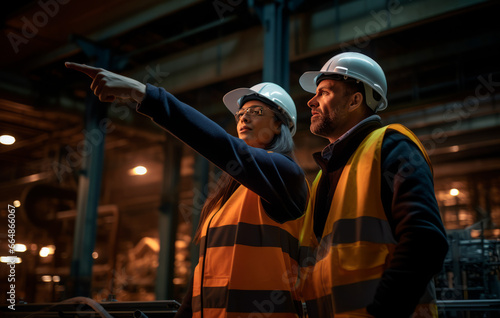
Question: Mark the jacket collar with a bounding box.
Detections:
[313,115,383,172]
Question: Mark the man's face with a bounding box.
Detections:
[307,79,353,142]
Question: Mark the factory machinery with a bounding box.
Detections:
[435,230,500,317]
[0,298,180,318]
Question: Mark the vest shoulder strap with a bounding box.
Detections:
[385,124,433,175]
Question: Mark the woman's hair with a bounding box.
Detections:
[266,122,294,157]
[193,114,295,243]
[193,173,239,243]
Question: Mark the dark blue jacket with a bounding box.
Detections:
[137,84,308,223]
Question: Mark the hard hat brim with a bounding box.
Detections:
[300,71,356,93]
[299,71,322,93]
[223,88,255,114]
[223,83,297,136]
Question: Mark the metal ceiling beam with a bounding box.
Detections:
[91,0,203,40]
[433,158,500,178]
[294,0,490,57]
[249,0,293,90]
[5,1,494,98]
[20,0,205,71]
[125,0,493,95]
[124,15,237,60]
[125,25,265,94]
[383,93,500,138]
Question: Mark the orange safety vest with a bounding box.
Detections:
[193,185,304,318]
[299,124,438,318]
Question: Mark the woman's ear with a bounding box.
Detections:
[272,120,282,135]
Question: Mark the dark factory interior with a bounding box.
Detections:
[1,0,500,317]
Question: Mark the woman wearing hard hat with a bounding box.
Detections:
[65,62,307,318]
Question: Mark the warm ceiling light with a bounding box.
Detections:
[470,229,481,238]
[13,200,21,208]
[175,240,188,248]
[131,166,147,175]
[40,245,55,257]
[14,244,27,252]
[40,248,50,257]
[1,256,22,264]
[92,252,99,259]
[0,135,15,145]
[450,189,459,196]
[41,275,52,283]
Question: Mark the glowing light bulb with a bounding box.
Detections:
[0,135,15,145]
[14,244,27,252]
[132,166,147,175]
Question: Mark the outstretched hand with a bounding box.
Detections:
[65,62,146,103]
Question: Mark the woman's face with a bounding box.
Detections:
[235,100,281,148]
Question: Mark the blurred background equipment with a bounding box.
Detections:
[435,227,500,317]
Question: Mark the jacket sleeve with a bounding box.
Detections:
[136,84,307,222]
[366,131,449,318]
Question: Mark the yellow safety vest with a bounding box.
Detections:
[299,124,438,318]
[193,185,304,318]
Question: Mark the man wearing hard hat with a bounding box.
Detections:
[297,52,449,318]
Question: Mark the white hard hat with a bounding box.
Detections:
[223,82,297,136]
[299,52,388,112]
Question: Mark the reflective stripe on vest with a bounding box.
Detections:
[299,124,438,317]
[193,185,304,318]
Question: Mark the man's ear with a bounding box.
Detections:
[348,92,364,112]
